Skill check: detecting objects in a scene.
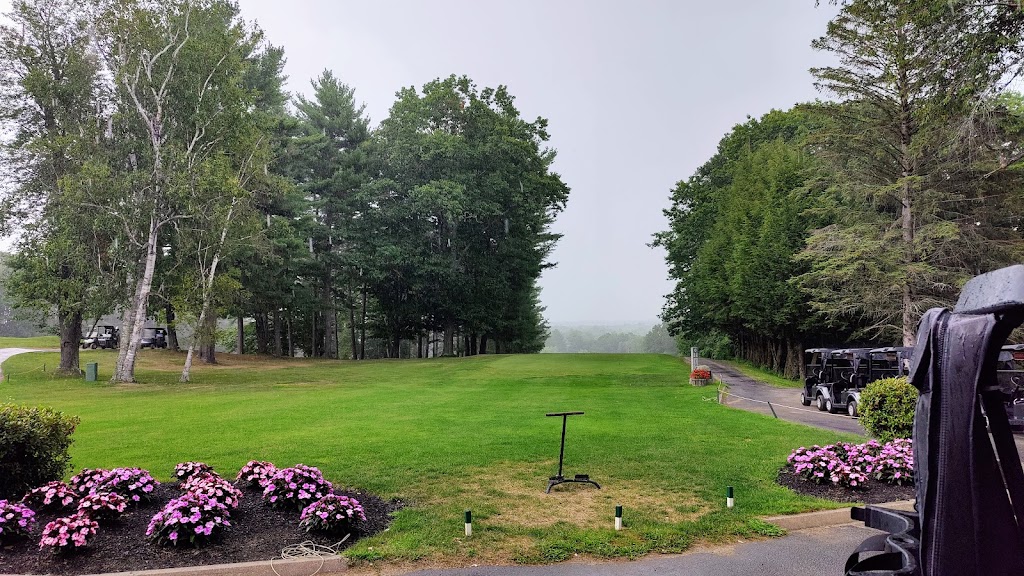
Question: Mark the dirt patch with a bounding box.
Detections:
[0,483,400,576]
[776,465,915,504]
[457,462,707,529]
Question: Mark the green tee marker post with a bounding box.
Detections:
[727,486,735,508]
[464,510,472,537]
[615,505,623,531]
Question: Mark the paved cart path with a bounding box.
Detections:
[701,359,867,436]
[398,524,881,576]
[0,348,51,378]
[701,359,1024,459]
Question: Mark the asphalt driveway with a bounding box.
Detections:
[701,359,866,436]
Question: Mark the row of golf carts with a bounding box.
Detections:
[801,345,1024,429]
[80,326,168,349]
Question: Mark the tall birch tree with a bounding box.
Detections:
[94,0,264,382]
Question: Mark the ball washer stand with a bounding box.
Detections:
[545,411,601,493]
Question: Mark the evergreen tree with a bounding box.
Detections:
[654,109,823,376]
[799,0,1024,343]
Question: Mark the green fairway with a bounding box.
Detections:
[0,349,853,564]
[0,335,59,348]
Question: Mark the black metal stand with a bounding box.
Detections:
[545,411,600,493]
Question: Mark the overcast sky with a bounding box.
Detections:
[3,0,840,325]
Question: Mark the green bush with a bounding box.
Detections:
[859,377,917,441]
[0,404,80,499]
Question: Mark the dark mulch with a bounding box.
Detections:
[0,483,401,576]
[777,465,915,504]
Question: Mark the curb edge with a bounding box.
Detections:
[762,499,915,531]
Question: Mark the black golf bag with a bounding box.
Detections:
[846,264,1024,576]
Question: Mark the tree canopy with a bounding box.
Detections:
[0,1,570,376]
[656,0,1024,377]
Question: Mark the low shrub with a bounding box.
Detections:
[860,377,917,442]
[77,492,128,523]
[0,404,80,499]
[299,493,366,534]
[174,462,215,483]
[146,492,232,547]
[21,481,77,512]
[0,499,36,543]
[181,473,243,509]
[236,460,277,488]
[38,511,99,551]
[263,464,332,510]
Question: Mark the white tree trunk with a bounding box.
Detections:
[180,202,233,382]
[113,217,159,383]
[180,255,219,383]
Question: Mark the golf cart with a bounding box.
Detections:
[81,325,119,349]
[140,327,168,349]
[867,346,915,380]
[812,348,872,415]
[800,348,834,406]
[997,343,1024,431]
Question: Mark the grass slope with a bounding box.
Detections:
[0,349,852,564]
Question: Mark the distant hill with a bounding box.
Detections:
[543,322,677,355]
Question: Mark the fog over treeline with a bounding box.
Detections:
[543,323,678,354]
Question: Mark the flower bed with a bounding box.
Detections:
[690,368,712,380]
[785,439,914,489]
[0,464,398,576]
[868,438,914,485]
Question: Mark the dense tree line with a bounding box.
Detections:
[656,0,1024,377]
[0,0,567,381]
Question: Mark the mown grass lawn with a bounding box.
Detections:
[0,348,854,565]
[0,335,59,348]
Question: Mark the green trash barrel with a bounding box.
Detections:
[85,362,97,382]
